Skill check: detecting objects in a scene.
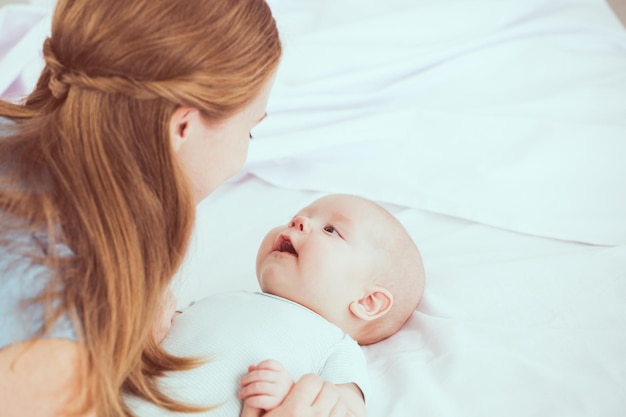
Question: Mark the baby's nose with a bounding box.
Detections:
[290,215,311,233]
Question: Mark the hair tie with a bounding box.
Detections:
[47,74,70,100]
[43,38,71,100]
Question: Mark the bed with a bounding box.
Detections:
[2,1,625,416]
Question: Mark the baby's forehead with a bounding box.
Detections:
[303,195,395,233]
[303,194,381,217]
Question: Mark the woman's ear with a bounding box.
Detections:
[349,286,394,321]
[169,107,195,152]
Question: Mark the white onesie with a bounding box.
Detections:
[126,291,369,416]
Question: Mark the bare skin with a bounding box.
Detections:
[0,339,95,417]
[240,373,355,417]
[239,359,364,417]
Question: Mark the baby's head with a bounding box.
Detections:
[256,194,425,345]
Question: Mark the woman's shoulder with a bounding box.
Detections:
[0,338,93,416]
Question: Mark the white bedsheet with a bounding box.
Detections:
[245,0,626,246]
[179,177,626,417]
[2,1,625,416]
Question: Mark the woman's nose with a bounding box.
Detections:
[290,215,311,233]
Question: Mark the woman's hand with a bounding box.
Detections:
[240,374,351,417]
[152,288,178,343]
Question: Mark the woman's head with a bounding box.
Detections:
[169,74,275,202]
[37,0,281,202]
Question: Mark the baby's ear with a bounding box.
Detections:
[349,286,393,321]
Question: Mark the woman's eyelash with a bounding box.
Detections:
[249,132,254,140]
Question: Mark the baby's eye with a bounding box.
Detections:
[323,225,340,236]
[248,132,254,140]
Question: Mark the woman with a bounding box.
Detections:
[0,1,348,416]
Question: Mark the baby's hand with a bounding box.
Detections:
[238,359,294,411]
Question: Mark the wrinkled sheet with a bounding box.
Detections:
[0,4,49,100]
[245,0,626,246]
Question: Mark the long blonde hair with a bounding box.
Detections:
[0,0,281,414]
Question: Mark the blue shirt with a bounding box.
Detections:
[0,226,77,349]
[0,117,76,348]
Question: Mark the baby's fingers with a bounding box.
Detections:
[253,359,286,372]
[240,402,263,417]
[240,369,280,387]
[242,393,283,411]
[238,380,276,399]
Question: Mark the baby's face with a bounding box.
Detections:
[256,194,387,323]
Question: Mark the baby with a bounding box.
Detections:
[127,194,425,417]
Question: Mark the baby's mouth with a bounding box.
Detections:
[275,235,298,256]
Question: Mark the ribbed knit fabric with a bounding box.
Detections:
[126,291,368,416]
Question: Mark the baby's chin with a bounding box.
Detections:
[256,276,280,296]
[257,266,290,292]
